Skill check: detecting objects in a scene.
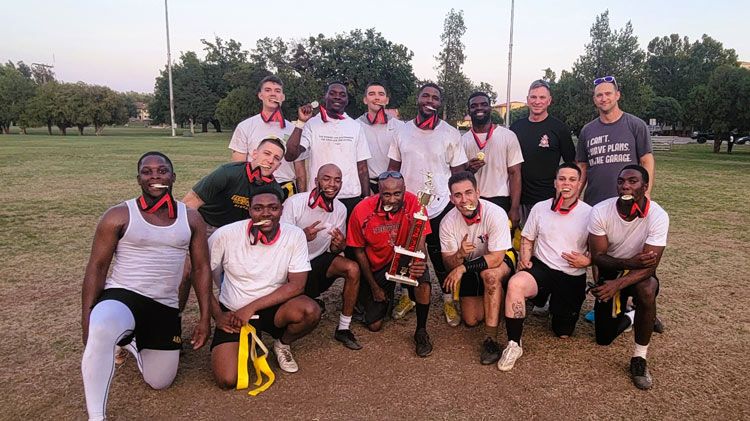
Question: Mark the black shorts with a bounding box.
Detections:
[481,196,511,214]
[358,266,429,325]
[593,269,660,345]
[210,302,284,350]
[305,252,339,298]
[524,257,586,336]
[339,196,363,220]
[460,251,517,297]
[97,288,182,351]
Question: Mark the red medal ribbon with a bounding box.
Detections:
[319,105,345,122]
[261,107,286,129]
[471,124,495,150]
[366,107,387,125]
[415,113,438,130]
[247,219,281,246]
[618,198,650,219]
[307,188,334,212]
[551,194,578,215]
[138,192,176,219]
[246,163,274,185]
[461,203,482,225]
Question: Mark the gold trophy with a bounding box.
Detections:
[385,172,434,286]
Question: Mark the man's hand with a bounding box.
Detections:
[303,221,325,242]
[443,264,466,293]
[627,251,658,269]
[372,285,387,303]
[215,310,241,334]
[408,259,427,279]
[329,228,346,253]
[517,256,533,271]
[561,251,591,268]
[298,104,315,123]
[591,279,622,302]
[190,317,210,350]
[234,306,257,326]
[509,207,520,230]
[466,158,486,173]
[459,234,476,259]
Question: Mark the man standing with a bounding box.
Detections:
[510,80,576,223]
[281,164,362,350]
[588,165,669,390]
[387,83,468,327]
[347,171,433,357]
[228,75,307,198]
[209,184,321,382]
[497,163,592,372]
[440,172,515,365]
[285,81,372,217]
[577,76,655,206]
[462,91,523,228]
[81,152,211,421]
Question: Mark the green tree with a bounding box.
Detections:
[0,62,36,134]
[435,9,472,124]
[509,106,530,126]
[646,96,683,127]
[705,66,750,142]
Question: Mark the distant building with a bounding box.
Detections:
[492,101,526,119]
[134,102,151,121]
[739,61,750,70]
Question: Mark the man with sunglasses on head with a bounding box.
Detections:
[387,83,468,329]
[346,171,434,357]
[588,165,669,390]
[576,75,655,207]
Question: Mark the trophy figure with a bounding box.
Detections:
[385,172,434,286]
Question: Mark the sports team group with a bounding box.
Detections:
[80,74,669,419]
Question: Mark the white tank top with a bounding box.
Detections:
[105,199,191,308]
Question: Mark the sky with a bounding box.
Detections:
[2,0,748,102]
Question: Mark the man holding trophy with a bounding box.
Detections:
[346,171,434,357]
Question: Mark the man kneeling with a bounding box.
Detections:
[498,163,592,372]
[209,184,320,386]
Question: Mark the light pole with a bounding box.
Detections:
[505,0,515,128]
[165,0,176,137]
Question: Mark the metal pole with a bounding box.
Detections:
[165,0,176,137]
[505,0,515,128]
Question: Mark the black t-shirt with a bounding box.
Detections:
[510,115,575,205]
[192,162,280,228]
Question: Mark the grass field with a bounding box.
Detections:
[1,128,749,419]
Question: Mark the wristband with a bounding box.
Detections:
[463,256,489,273]
[294,120,305,129]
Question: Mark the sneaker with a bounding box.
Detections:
[114,346,127,366]
[584,309,595,324]
[443,301,460,327]
[334,329,363,350]
[414,329,433,357]
[273,340,299,373]
[480,337,501,365]
[531,301,550,317]
[629,357,653,390]
[497,340,523,372]
[392,294,415,320]
[653,316,665,334]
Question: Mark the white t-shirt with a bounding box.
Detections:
[227,114,300,183]
[439,199,512,260]
[461,125,524,197]
[209,220,311,311]
[522,198,593,275]
[280,192,346,259]
[300,113,371,199]
[357,115,404,178]
[588,197,669,259]
[388,120,468,217]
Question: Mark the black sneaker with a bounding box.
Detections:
[334,329,362,350]
[629,357,653,390]
[653,316,665,334]
[315,298,326,315]
[480,337,501,365]
[414,328,433,357]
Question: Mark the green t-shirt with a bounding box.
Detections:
[192,162,280,227]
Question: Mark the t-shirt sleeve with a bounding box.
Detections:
[387,132,402,162]
[645,209,669,247]
[439,217,458,254]
[227,121,250,154]
[207,228,227,272]
[192,166,228,204]
[587,205,607,236]
[488,207,512,251]
[336,208,347,240]
[631,115,653,158]
[447,131,468,167]
[355,126,372,161]
[559,122,576,162]
[521,203,540,241]
[506,131,524,167]
[575,126,588,162]
[346,210,366,248]
[280,200,296,226]
[288,229,312,273]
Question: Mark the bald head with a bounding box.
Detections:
[316,163,343,200]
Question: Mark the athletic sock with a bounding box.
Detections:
[442,293,453,303]
[505,317,525,344]
[416,303,430,331]
[633,343,649,359]
[484,324,497,341]
[338,314,352,331]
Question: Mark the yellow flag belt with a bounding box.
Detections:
[237,324,275,396]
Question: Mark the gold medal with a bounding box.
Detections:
[476,152,485,160]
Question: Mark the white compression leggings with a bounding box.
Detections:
[81,300,180,421]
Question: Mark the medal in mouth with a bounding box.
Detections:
[382,205,394,212]
[150,184,169,189]
[464,204,477,211]
[620,194,634,201]
[425,105,437,112]
[253,219,271,227]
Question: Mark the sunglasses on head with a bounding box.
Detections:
[377,171,403,181]
[593,75,619,90]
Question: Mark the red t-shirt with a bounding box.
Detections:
[346,192,432,272]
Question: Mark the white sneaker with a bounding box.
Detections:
[273,339,299,373]
[443,301,460,327]
[531,301,550,317]
[497,340,523,372]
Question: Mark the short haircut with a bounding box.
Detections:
[326,81,347,92]
[258,137,286,154]
[257,75,284,93]
[467,91,491,108]
[137,151,173,172]
[620,164,649,184]
[249,183,284,204]
[448,171,477,191]
[418,82,443,99]
[556,162,581,177]
[529,79,551,95]
[365,82,389,96]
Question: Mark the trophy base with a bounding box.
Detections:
[385,272,419,286]
[392,246,425,259]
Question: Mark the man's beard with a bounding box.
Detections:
[470,113,491,126]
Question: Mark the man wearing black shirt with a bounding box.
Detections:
[510,80,575,226]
